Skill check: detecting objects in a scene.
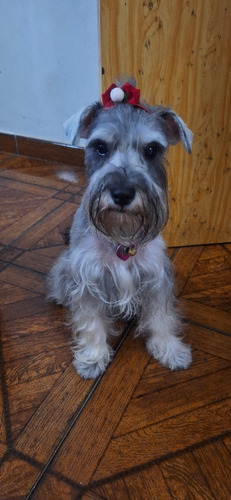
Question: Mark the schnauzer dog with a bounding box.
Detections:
[47,80,193,379]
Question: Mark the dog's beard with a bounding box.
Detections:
[95,208,145,244]
[88,194,169,246]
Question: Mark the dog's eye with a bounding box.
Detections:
[93,141,108,156]
[144,142,163,159]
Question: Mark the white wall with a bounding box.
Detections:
[0,0,100,143]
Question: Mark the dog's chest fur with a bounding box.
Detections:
[69,230,167,320]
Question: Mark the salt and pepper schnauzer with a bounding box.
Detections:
[47,80,193,379]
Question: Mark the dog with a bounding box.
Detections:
[47,79,193,379]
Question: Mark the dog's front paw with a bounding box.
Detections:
[146,335,192,370]
[73,359,106,379]
[72,345,112,379]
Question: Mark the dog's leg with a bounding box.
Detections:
[138,258,192,370]
[142,304,192,370]
[46,250,71,307]
[71,313,113,379]
[47,247,113,379]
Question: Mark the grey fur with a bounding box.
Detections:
[48,93,193,379]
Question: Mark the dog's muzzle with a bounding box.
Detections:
[87,172,169,246]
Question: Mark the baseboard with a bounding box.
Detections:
[0,132,85,167]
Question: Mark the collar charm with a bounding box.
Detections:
[116,243,137,261]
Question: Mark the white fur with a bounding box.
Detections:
[72,316,113,379]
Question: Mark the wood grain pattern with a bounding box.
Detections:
[172,245,203,295]
[0,455,40,498]
[187,324,231,360]
[182,299,231,333]
[101,0,231,246]
[0,151,230,498]
[32,473,79,500]
[160,452,213,499]
[193,441,231,499]
[52,334,149,485]
[114,367,231,437]
[92,465,172,500]
[15,364,94,462]
[93,399,231,479]
[132,349,231,398]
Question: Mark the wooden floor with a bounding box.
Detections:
[0,150,231,499]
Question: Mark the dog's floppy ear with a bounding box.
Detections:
[158,108,193,154]
[63,102,103,145]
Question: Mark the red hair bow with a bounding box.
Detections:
[102,82,149,113]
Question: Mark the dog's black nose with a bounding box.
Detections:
[110,186,135,207]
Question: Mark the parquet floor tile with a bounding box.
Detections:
[0,453,42,499]
[0,151,230,499]
[193,441,231,499]
[160,452,213,499]
[31,473,80,500]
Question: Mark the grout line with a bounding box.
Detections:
[0,246,24,261]
[169,246,179,260]
[184,318,231,338]
[0,260,48,277]
[222,243,231,254]
[178,245,205,296]
[24,317,136,500]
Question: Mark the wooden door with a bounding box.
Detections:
[100,0,231,246]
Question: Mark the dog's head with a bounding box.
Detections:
[64,81,193,247]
